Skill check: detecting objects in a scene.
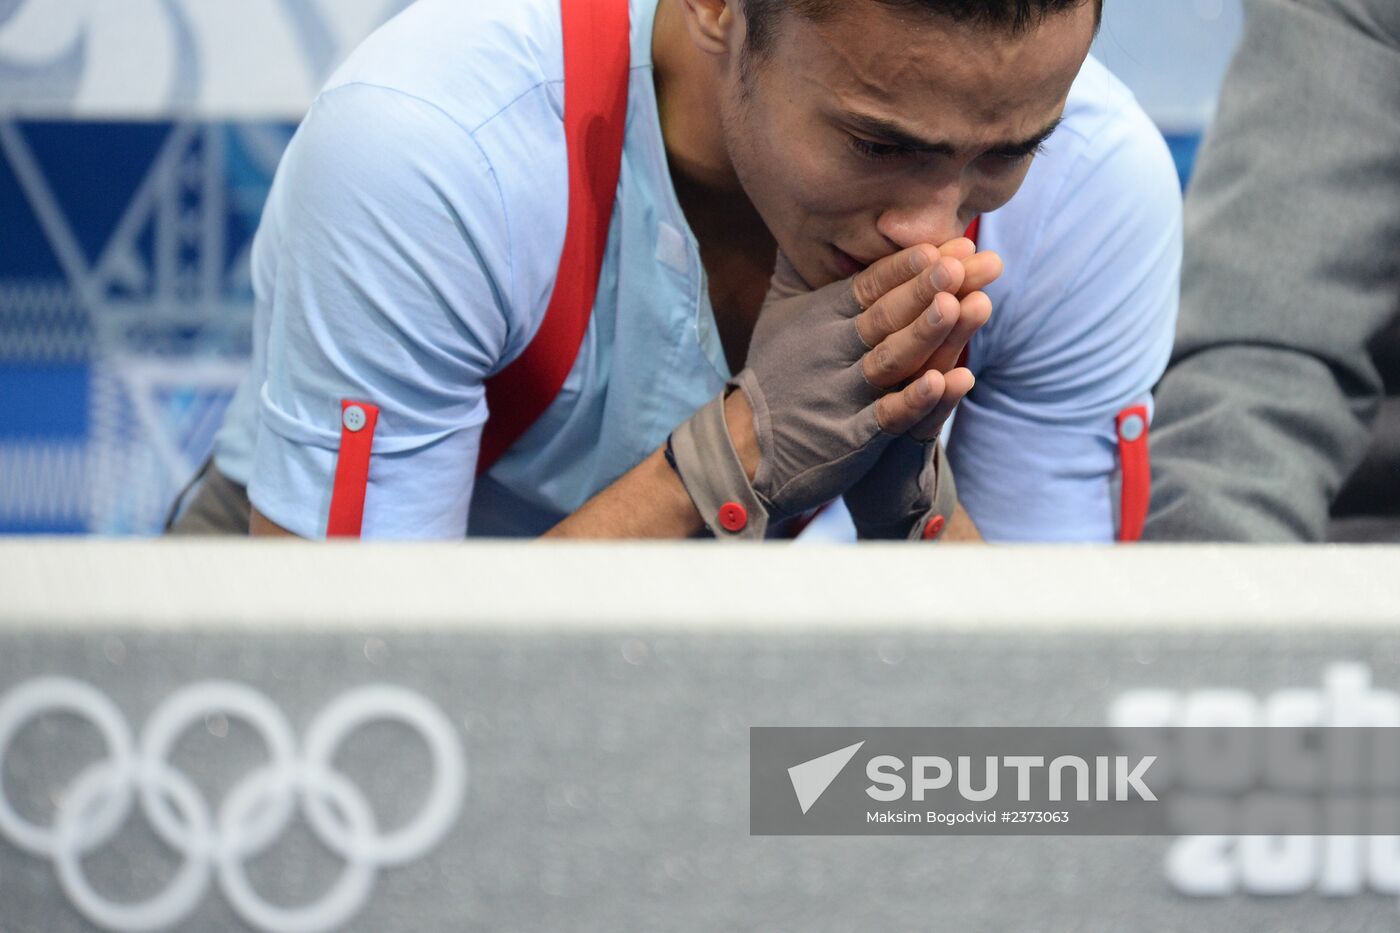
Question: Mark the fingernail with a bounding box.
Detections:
[919,374,936,400]
[930,264,953,291]
[909,251,931,274]
[925,303,943,325]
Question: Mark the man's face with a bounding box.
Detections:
[720,1,1096,288]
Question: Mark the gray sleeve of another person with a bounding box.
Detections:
[1144,0,1400,541]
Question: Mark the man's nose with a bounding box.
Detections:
[875,186,966,250]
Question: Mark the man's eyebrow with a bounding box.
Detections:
[843,113,1064,156]
[985,117,1064,156]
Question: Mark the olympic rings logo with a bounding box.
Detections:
[0,678,468,933]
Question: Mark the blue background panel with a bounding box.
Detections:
[0,362,87,436]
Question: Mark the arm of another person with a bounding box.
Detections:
[1143,0,1400,541]
[947,99,1182,542]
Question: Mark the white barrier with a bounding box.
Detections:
[3,540,1397,629]
[3,544,1398,932]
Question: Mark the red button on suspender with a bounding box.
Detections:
[922,514,947,541]
[1115,405,1150,543]
[327,399,380,538]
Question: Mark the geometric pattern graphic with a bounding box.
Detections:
[0,0,410,120]
[0,120,289,532]
[0,0,412,533]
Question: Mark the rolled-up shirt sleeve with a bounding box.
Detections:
[248,83,519,538]
[949,97,1182,542]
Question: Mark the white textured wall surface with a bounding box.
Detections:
[0,0,411,118]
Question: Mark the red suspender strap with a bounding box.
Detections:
[327,400,380,537]
[476,0,631,476]
[324,0,628,535]
[1115,405,1150,543]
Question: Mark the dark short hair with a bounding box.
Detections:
[742,0,1103,59]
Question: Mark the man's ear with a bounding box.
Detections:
[675,0,741,56]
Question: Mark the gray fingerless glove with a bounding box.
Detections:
[668,256,895,540]
[843,435,959,540]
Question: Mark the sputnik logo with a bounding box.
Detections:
[788,741,865,814]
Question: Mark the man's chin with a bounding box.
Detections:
[788,258,836,292]
[829,244,869,281]
[771,243,859,292]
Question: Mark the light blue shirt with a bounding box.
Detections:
[214,0,1181,541]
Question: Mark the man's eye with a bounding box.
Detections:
[985,143,1046,168]
[849,136,912,161]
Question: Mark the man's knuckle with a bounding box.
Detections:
[868,303,893,337]
[910,244,938,274]
[916,273,936,304]
[914,311,941,342]
[874,397,896,430]
[871,344,901,378]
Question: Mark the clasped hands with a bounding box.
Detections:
[669,234,1002,540]
[788,237,1000,440]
